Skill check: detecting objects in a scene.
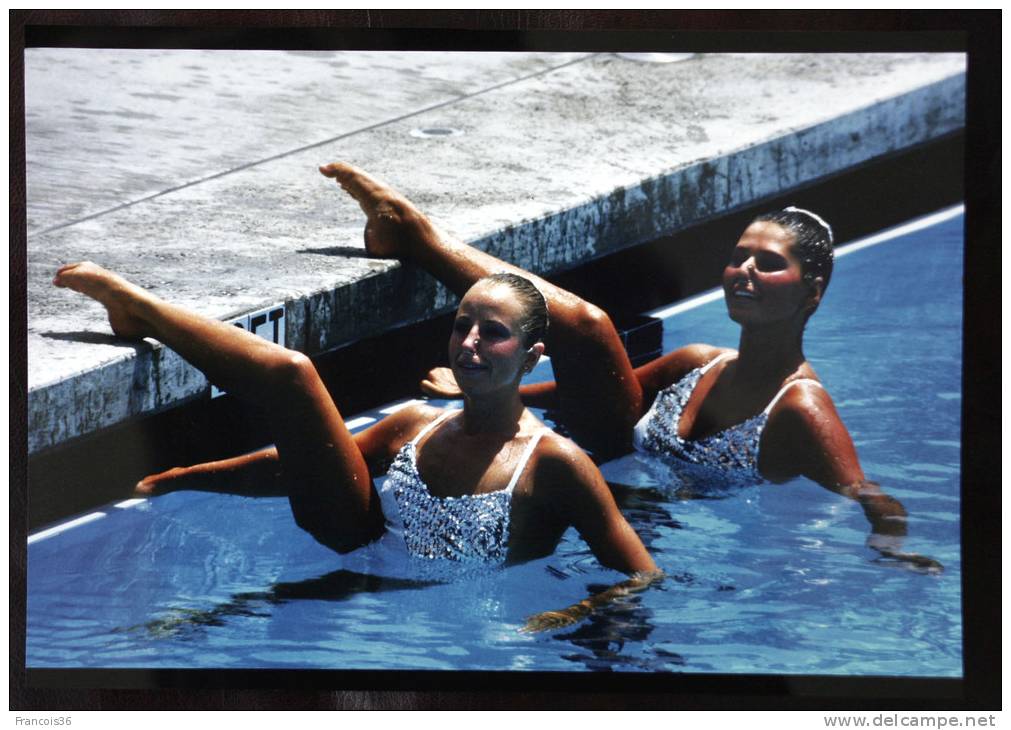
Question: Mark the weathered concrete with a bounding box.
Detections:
[25,50,966,454]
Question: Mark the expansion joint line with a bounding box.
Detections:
[31,53,602,239]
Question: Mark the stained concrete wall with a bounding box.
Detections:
[25,50,966,454]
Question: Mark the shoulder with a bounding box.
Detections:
[682,343,734,367]
[663,343,732,372]
[762,379,863,485]
[353,402,449,456]
[768,378,838,426]
[525,432,628,530]
[382,402,446,434]
[529,431,608,497]
[764,378,861,485]
[532,429,591,469]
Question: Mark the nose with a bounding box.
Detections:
[461,324,481,353]
[732,253,758,277]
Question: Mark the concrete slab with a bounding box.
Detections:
[25,49,590,233]
[25,50,966,454]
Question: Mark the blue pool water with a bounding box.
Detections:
[27,208,963,675]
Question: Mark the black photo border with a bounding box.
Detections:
[10,9,1001,711]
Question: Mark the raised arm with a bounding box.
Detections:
[764,383,942,573]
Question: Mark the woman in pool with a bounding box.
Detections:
[52,263,659,621]
[319,161,940,573]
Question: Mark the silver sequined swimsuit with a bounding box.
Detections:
[632,353,821,488]
[377,410,546,564]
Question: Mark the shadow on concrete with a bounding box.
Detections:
[297,246,369,258]
[38,330,149,350]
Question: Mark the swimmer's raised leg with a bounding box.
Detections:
[54,262,383,552]
[135,447,286,497]
[320,162,643,454]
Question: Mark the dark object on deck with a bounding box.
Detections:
[613,313,663,368]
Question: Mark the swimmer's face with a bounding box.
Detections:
[723,221,823,327]
[450,282,544,396]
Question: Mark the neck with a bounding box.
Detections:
[460,389,526,436]
[734,321,807,384]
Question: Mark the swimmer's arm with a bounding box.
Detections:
[548,439,657,573]
[767,386,943,574]
[520,570,662,634]
[422,344,722,410]
[521,439,662,633]
[420,366,559,408]
[135,447,285,496]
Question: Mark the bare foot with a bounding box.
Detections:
[52,261,150,340]
[319,161,433,259]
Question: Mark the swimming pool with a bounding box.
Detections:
[26,207,963,675]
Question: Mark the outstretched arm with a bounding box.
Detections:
[521,438,662,632]
[765,384,942,573]
[421,344,721,411]
[421,366,559,409]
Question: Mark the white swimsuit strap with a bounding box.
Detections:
[410,409,458,446]
[504,429,548,494]
[699,352,734,375]
[763,378,824,416]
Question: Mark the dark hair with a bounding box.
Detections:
[753,207,835,291]
[480,272,549,347]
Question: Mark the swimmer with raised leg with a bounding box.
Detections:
[319,162,941,574]
[54,260,660,631]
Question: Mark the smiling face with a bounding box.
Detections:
[722,221,823,328]
[449,281,544,397]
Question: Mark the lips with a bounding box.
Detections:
[730,279,759,299]
[455,358,488,373]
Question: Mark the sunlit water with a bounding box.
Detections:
[27,210,963,674]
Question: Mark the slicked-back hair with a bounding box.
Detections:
[753,206,835,291]
[480,272,549,348]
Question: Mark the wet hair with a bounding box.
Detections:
[479,272,549,347]
[752,206,835,291]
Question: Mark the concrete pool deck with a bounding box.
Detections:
[24,50,966,454]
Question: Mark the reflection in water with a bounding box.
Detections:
[119,569,435,639]
[607,481,683,547]
[553,584,679,672]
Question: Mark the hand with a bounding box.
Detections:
[520,603,591,634]
[519,571,663,634]
[420,366,463,399]
[867,534,944,574]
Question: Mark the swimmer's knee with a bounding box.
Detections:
[292,512,361,554]
[268,351,322,392]
[290,498,383,553]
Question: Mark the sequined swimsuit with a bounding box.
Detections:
[376,410,546,564]
[632,353,822,487]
